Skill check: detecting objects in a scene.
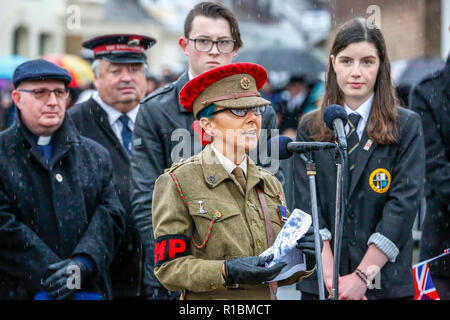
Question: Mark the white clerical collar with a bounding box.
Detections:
[93,91,139,126]
[37,136,51,146]
[211,144,247,178]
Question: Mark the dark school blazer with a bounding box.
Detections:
[293,106,425,299]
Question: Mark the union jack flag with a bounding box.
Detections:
[413,248,450,300]
[413,262,440,300]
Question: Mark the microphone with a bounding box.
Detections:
[323,104,348,150]
[268,136,337,160]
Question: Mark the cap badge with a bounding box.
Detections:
[127,39,140,47]
[240,76,251,90]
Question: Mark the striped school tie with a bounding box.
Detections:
[347,113,362,175]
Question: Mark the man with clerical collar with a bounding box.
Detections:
[0,59,125,300]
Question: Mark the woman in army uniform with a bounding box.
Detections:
[151,63,315,300]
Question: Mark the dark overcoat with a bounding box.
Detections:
[410,57,450,279]
[293,107,425,299]
[0,116,125,299]
[69,98,142,297]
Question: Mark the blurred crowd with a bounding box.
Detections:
[0,64,181,132]
[2,57,444,137]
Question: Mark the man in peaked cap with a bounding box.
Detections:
[130,1,281,300]
[69,34,156,298]
[0,59,125,299]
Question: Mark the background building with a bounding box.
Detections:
[0,0,448,77]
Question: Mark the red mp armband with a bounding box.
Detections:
[154,235,190,267]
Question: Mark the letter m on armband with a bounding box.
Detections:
[154,235,190,267]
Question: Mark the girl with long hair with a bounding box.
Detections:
[293,18,425,300]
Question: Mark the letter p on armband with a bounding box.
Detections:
[154,234,190,267]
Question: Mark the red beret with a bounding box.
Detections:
[179,63,268,118]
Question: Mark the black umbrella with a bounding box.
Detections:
[397,56,445,88]
[395,56,445,106]
[235,46,325,88]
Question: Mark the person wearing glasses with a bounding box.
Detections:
[0,59,125,299]
[152,63,315,300]
[130,1,279,300]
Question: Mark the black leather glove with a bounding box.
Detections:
[296,226,322,270]
[224,254,286,286]
[42,258,93,300]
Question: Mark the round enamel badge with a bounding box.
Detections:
[369,168,391,193]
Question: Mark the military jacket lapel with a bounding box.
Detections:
[246,157,263,192]
[201,145,231,188]
[201,145,263,197]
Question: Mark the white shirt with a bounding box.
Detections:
[92,92,140,146]
[344,93,374,140]
[211,144,247,178]
[188,70,195,81]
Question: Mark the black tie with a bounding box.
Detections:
[347,113,361,174]
[119,114,132,155]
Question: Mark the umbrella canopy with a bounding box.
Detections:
[393,56,445,106]
[42,54,94,88]
[234,46,325,88]
[396,56,445,88]
[0,55,29,79]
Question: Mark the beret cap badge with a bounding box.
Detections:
[240,76,251,90]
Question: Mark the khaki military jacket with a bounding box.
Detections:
[152,144,313,299]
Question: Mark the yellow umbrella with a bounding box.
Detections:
[42,54,94,88]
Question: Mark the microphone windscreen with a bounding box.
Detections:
[323,104,348,130]
[268,135,293,160]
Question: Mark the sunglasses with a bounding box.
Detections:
[210,106,267,117]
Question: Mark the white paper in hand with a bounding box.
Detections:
[260,208,312,282]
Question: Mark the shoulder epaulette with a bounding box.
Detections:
[257,166,276,177]
[140,82,174,104]
[164,156,200,173]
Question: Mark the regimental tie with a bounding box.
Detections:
[119,114,132,155]
[347,112,362,180]
[232,167,247,191]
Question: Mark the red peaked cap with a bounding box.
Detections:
[179,62,268,115]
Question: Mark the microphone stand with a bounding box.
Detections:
[299,153,326,300]
[329,146,347,300]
